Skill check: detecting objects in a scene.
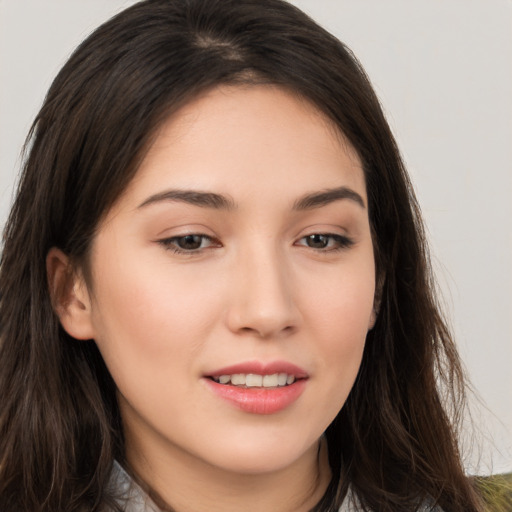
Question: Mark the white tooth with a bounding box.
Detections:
[277,373,288,386]
[246,374,263,387]
[231,374,246,386]
[263,374,279,387]
[286,375,296,385]
[218,375,231,384]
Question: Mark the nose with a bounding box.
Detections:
[225,244,301,339]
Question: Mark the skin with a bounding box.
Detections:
[49,85,377,512]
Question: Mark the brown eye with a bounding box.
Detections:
[305,234,330,249]
[176,234,204,250]
[297,233,354,252]
[158,234,220,254]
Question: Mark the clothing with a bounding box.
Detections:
[109,461,442,512]
[110,462,160,512]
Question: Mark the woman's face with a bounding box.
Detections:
[70,85,376,476]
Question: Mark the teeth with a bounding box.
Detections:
[231,374,246,386]
[246,374,263,387]
[212,372,298,388]
[262,374,278,387]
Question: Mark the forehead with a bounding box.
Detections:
[117,84,366,210]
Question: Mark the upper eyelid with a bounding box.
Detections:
[154,222,216,237]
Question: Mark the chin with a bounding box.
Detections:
[201,432,320,476]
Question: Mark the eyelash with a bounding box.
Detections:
[295,233,354,252]
[158,234,220,254]
[157,233,354,255]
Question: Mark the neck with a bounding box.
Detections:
[125,435,331,512]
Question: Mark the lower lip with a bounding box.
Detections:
[204,379,307,415]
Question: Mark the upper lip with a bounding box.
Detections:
[206,360,308,379]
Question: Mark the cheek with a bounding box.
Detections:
[302,260,374,397]
[88,252,224,380]
[302,254,375,337]
[87,257,228,438]
[314,292,370,381]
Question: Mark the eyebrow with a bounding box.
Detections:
[293,186,366,210]
[137,185,365,211]
[138,189,235,210]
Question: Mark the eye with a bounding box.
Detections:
[296,233,354,251]
[158,234,220,254]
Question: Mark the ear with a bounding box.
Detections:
[368,272,385,331]
[368,308,378,331]
[46,247,95,340]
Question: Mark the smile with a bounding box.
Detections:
[211,373,296,388]
[204,361,308,414]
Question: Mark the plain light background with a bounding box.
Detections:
[0,0,511,475]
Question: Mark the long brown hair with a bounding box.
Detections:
[0,0,483,510]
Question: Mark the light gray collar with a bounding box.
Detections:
[109,461,160,512]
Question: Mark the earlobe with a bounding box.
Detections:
[46,247,95,340]
[368,273,385,331]
[368,308,378,330]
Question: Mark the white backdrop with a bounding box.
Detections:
[0,0,510,474]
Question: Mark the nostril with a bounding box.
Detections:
[236,324,296,339]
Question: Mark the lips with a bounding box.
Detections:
[204,361,308,415]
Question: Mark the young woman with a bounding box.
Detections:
[0,0,484,510]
